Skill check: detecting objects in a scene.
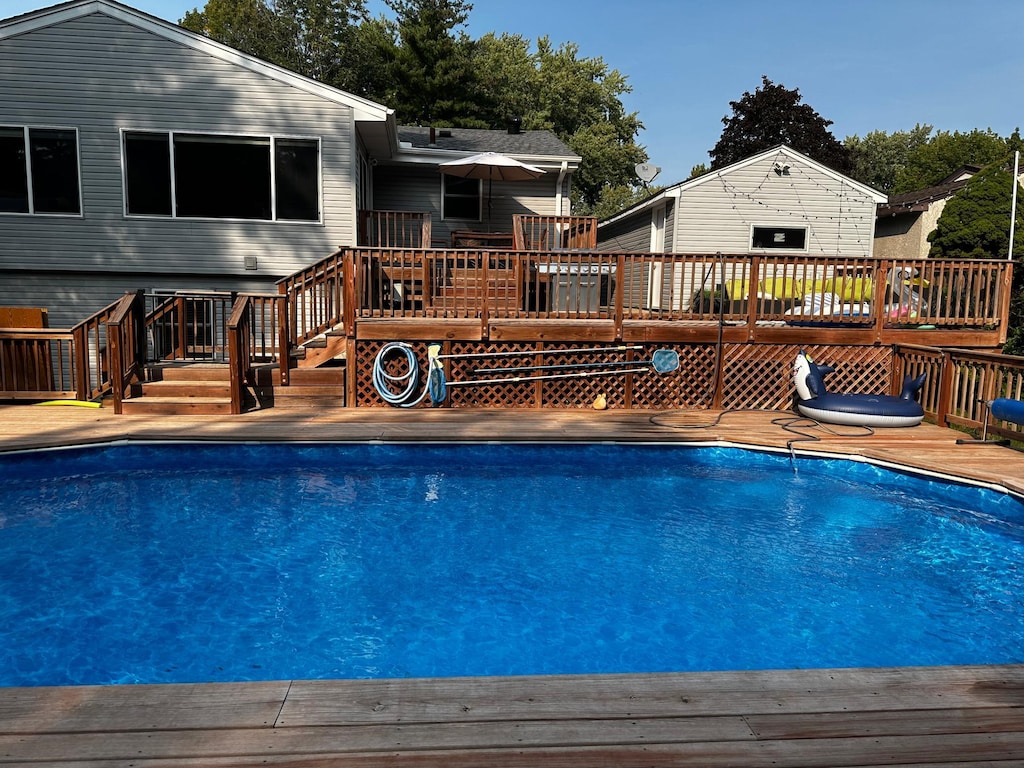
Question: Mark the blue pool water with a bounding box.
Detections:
[1,442,1023,687]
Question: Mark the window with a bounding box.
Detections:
[0,126,81,215]
[122,131,320,222]
[442,175,480,220]
[751,226,807,250]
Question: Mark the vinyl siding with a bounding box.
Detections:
[596,212,656,252]
[373,164,561,245]
[0,11,357,305]
[673,155,878,256]
[0,271,272,329]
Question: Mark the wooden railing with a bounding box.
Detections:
[0,327,77,400]
[513,215,598,250]
[144,291,236,362]
[358,210,432,248]
[895,344,1024,441]
[226,293,287,413]
[106,290,147,414]
[0,292,145,404]
[343,250,1012,334]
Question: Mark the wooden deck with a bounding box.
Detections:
[2,404,1024,766]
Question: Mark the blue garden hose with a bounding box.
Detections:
[372,341,429,407]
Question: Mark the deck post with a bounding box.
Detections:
[873,260,890,343]
[997,261,1014,345]
[614,253,625,340]
[936,348,954,428]
[746,256,760,341]
[276,283,290,387]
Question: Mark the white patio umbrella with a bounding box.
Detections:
[439,152,544,230]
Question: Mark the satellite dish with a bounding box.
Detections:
[635,163,661,184]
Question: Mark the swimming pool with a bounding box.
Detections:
[1,442,1022,686]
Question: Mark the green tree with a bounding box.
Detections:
[895,129,1009,193]
[926,159,1024,354]
[467,34,649,213]
[380,0,479,126]
[844,124,933,195]
[928,161,1024,259]
[709,75,852,173]
[272,0,369,90]
[180,0,283,63]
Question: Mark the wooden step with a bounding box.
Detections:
[133,379,232,398]
[267,385,347,408]
[148,364,232,382]
[120,396,233,415]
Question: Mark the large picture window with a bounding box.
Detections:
[122,131,320,222]
[442,175,480,221]
[751,225,807,251]
[0,126,81,215]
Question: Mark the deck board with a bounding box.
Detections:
[2,404,1024,766]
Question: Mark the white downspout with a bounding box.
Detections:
[555,161,568,215]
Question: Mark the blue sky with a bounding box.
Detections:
[6,0,1023,184]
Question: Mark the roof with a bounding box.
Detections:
[398,126,576,158]
[394,126,580,172]
[0,0,394,125]
[599,145,887,227]
[876,177,970,218]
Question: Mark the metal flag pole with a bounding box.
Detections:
[1010,150,1020,262]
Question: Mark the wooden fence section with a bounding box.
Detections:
[343,250,1011,345]
[896,344,1024,441]
[358,210,432,248]
[513,215,598,250]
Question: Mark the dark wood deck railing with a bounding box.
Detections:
[358,210,432,248]
[0,327,77,400]
[342,250,1011,339]
[106,290,147,414]
[513,215,598,250]
[895,344,1024,441]
[227,293,288,413]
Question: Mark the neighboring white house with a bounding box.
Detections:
[598,145,887,257]
[0,0,579,326]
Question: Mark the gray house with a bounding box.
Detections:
[0,0,579,326]
[598,145,886,256]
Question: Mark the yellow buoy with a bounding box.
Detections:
[592,393,607,410]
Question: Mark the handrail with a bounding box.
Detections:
[343,249,1012,333]
[106,290,146,414]
[358,210,432,248]
[227,292,287,413]
[0,327,77,400]
[513,215,598,250]
[895,344,1024,440]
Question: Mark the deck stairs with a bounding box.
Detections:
[122,363,236,416]
[121,330,348,414]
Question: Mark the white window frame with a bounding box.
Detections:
[0,125,83,218]
[749,224,809,253]
[119,128,323,224]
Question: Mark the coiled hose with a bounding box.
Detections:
[372,341,429,407]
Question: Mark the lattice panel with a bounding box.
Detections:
[631,345,718,409]
[354,340,895,411]
[722,344,893,412]
[539,347,629,409]
[355,340,432,407]
[446,342,536,408]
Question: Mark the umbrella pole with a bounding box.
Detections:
[487,177,493,230]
